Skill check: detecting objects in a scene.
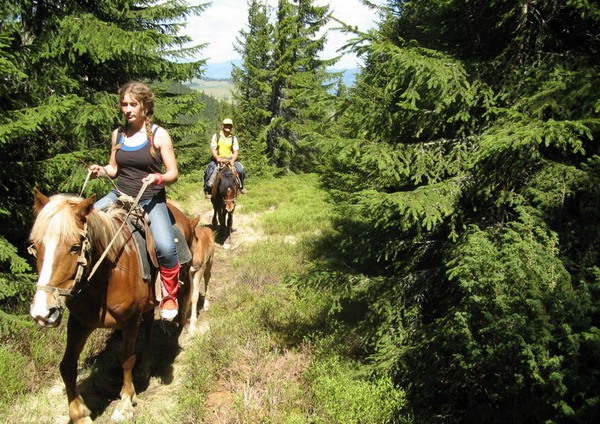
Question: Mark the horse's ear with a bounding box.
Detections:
[74,194,97,220]
[190,216,201,229]
[33,188,49,214]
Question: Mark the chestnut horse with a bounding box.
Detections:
[28,190,193,423]
[188,217,215,335]
[211,161,239,248]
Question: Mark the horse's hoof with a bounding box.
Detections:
[111,397,134,422]
[223,243,231,250]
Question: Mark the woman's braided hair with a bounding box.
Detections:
[116,81,158,158]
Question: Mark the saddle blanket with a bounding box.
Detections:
[128,222,192,282]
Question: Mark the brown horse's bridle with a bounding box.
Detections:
[224,190,237,210]
[29,224,91,303]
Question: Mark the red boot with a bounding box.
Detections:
[159,263,180,320]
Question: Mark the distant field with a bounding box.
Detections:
[187,78,234,100]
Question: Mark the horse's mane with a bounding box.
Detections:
[30,194,131,260]
[217,167,237,192]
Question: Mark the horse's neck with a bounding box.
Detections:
[88,211,131,262]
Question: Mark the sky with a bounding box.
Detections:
[183,0,383,69]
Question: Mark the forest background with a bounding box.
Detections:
[0,0,599,423]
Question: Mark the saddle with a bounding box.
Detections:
[113,197,191,282]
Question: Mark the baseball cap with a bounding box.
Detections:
[222,118,233,126]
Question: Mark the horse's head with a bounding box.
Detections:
[217,167,238,213]
[223,186,237,213]
[28,189,96,327]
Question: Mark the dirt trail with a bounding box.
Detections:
[16,198,263,424]
[129,199,264,423]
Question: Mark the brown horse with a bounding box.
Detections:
[211,161,239,248]
[188,217,215,335]
[28,190,193,423]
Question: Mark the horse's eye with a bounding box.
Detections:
[28,244,37,258]
[70,245,81,254]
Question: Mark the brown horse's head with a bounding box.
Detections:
[223,186,237,213]
[28,189,96,327]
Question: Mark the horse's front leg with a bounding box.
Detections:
[227,211,234,235]
[211,207,218,227]
[225,211,234,245]
[60,317,94,424]
[137,309,154,380]
[111,321,141,422]
[219,207,227,234]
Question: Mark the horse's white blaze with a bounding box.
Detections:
[30,239,58,318]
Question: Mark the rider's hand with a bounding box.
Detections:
[143,173,163,186]
[89,164,104,179]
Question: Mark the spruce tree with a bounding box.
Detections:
[0,0,207,305]
[265,0,336,171]
[310,0,600,422]
[232,0,273,175]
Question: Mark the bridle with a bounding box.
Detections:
[223,189,237,211]
[28,223,92,304]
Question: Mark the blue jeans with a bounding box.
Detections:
[94,190,179,268]
[204,161,245,189]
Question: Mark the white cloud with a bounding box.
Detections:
[183,0,382,69]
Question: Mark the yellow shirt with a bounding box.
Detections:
[211,131,239,158]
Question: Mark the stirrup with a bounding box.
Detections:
[159,295,178,321]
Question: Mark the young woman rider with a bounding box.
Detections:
[89,81,181,321]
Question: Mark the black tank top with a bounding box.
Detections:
[115,130,165,201]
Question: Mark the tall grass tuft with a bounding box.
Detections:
[0,345,30,410]
[307,355,410,423]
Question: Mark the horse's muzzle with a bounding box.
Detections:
[30,304,64,328]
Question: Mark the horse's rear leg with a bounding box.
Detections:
[61,318,94,424]
[111,322,141,422]
[202,258,212,311]
[189,264,203,335]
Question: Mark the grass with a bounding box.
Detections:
[307,354,409,423]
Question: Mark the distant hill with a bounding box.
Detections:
[202,60,358,86]
[187,78,234,100]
